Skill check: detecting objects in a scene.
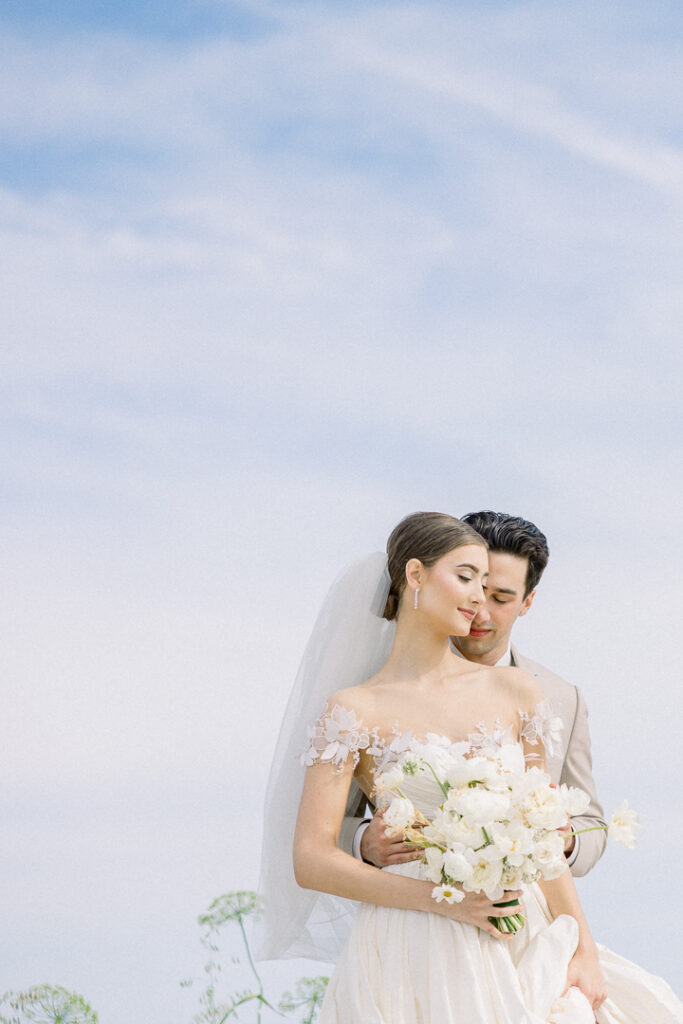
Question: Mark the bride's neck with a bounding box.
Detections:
[383,614,454,682]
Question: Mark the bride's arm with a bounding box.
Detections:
[293,757,518,940]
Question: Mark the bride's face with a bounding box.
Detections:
[416,544,488,637]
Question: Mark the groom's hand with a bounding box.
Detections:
[360,810,423,867]
[564,943,607,1010]
[557,817,576,856]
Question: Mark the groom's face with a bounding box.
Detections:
[455,551,535,666]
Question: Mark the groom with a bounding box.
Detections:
[338,510,607,877]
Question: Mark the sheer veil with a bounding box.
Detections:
[255,552,395,962]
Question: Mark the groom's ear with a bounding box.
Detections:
[517,589,536,619]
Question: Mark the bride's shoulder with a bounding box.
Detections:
[491,665,544,709]
[322,680,376,717]
[322,665,389,715]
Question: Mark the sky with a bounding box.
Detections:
[1,1,682,1021]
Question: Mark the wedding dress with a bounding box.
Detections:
[256,555,682,1023]
[303,703,683,1024]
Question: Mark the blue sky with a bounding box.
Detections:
[1,1,682,1021]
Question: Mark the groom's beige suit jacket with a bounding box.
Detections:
[338,645,607,878]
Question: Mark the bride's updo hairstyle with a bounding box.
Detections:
[382,511,486,621]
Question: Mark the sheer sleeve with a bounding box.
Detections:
[519,698,564,765]
[301,703,384,772]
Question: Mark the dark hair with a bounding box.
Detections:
[460,511,549,597]
[383,512,486,621]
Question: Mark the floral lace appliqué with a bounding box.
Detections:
[301,699,564,773]
[519,698,563,760]
[301,703,384,772]
[467,720,517,757]
[451,700,563,764]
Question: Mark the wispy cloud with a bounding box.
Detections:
[1,2,682,1016]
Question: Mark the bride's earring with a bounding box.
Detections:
[413,586,420,611]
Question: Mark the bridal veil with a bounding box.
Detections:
[255,553,395,962]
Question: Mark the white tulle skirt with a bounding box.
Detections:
[319,866,682,1023]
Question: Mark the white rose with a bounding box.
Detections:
[558,784,591,817]
[520,787,566,831]
[441,816,487,850]
[465,856,504,900]
[445,756,495,787]
[608,800,640,849]
[451,787,511,827]
[383,796,415,833]
[511,766,552,800]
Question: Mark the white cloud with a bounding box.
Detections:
[1,1,682,1016]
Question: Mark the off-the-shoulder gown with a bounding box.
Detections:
[301,702,683,1024]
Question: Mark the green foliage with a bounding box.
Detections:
[0,986,98,1024]
[184,891,328,1024]
[198,892,264,932]
[1,892,328,1024]
[278,978,330,1024]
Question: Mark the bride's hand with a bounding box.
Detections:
[434,889,525,940]
[564,942,608,1010]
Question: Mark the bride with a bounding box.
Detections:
[258,512,682,1023]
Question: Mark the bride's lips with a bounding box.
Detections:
[458,608,475,621]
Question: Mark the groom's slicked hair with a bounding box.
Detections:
[383,511,486,621]
[461,511,549,597]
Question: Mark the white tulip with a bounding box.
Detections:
[383,796,415,833]
[608,800,640,849]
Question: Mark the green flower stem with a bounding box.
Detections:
[570,825,609,836]
[423,760,450,800]
[490,897,526,934]
[237,914,266,1022]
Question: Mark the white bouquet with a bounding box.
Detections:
[376,740,638,934]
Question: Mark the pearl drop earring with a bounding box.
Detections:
[414,587,420,611]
